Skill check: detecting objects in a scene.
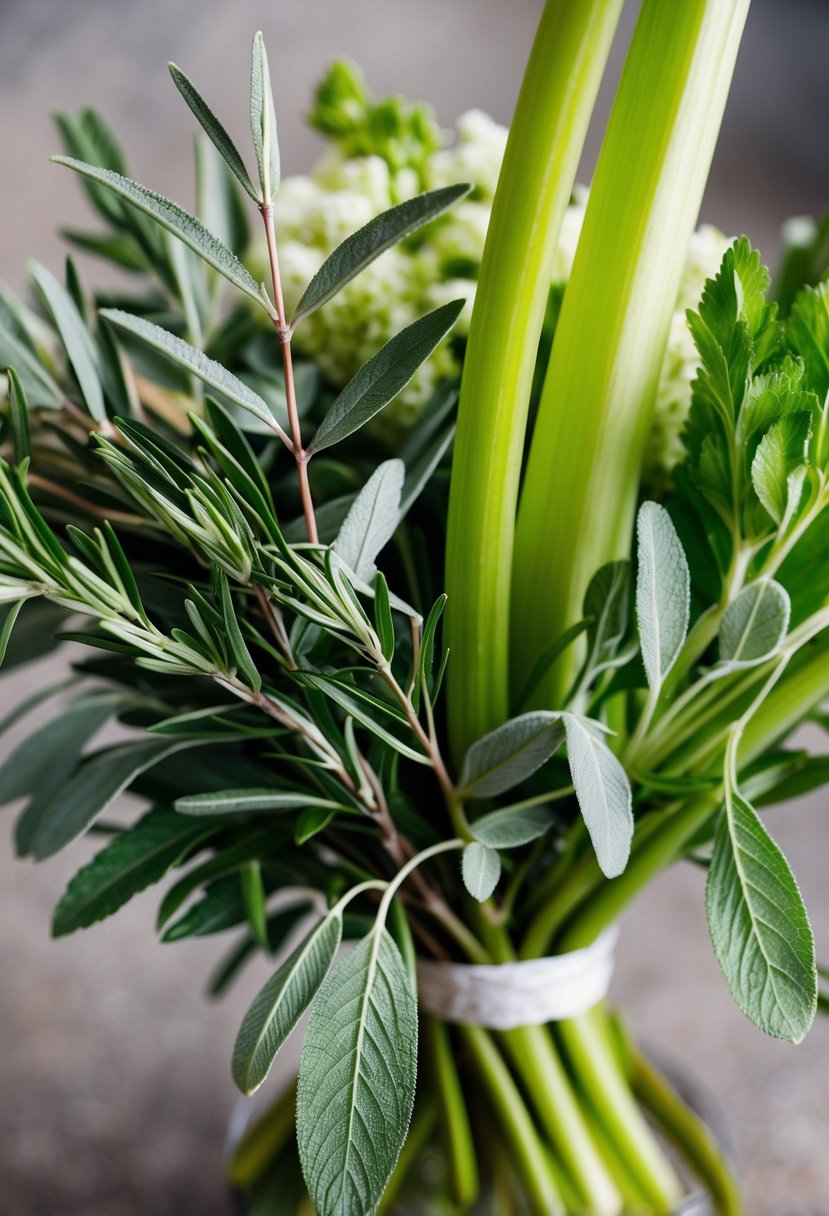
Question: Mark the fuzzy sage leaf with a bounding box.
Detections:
[292,185,471,326]
[99,310,287,438]
[718,580,790,669]
[461,842,502,901]
[308,300,465,453]
[459,711,564,798]
[53,157,270,310]
[636,501,690,692]
[706,788,816,1041]
[333,460,404,583]
[562,714,633,879]
[249,32,280,202]
[469,805,555,850]
[233,910,343,1095]
[297,929,417,1216]
[168,62,258,201]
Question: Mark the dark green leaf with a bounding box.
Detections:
[297,930,417,1216]
[52,807,215,936]
[53,157,269,308]
[218,570,261,691]
[233,911,342,1095]
[292,185,470,325]
[32,737,199,860]
[162,872,246,941]
[0,599,25,667]
[7,367,31,464]
[373,571,395,662]
[308,301,464,452]
[294,805,336,844]
[168,62,258,200]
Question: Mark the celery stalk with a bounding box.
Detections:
[444,0,624,760]
[512,0,751,707]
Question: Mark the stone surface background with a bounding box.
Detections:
[0,1,827,1213]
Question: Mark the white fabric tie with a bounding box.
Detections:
[417,926,619,1029]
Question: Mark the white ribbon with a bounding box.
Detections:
[417,926,619,1029]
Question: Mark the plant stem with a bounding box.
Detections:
[460,1024,565,1215]
[558,1007,683,1212]
[444,0,624,760]
[632,1049,744,1215]
[512,0,751,708]
[427,1017,480,1208]
[259,202,318,543]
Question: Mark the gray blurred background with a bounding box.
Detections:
[0,1,827,1213]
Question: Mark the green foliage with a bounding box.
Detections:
[461,841,502,901]
[635,502,690,693]
[297,929,417,1216]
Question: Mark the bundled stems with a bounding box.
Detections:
[444,0,624,759]
[511,0,752,707]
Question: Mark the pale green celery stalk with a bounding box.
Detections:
[444,0,624,760]
[512,0,751,708]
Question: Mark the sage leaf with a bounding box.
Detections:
[100,310,283,434]
[706,790,816,1041]
[562,714,633,879]
[233,911,343,1095]
[308,300,464,452]
[333,460,404,582]
[52,807,215,936]
[718,579,790,668]
[175,789,343,816]
[292,185,471,325]
[297,930,418,1216]
[168,62,258,201]
[461,842,502,902]
[30,262,107,422]
[751,412,811,526]
[250,32,280,201]
[636,501,690,691]
[53,157,269,309]
[584,560,630,668]
[459,711,564,798]
[32,738,199,860]
[469,805,555,850]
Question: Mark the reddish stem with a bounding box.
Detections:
[259,203,318,544]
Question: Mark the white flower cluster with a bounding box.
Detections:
[272,109,730,473]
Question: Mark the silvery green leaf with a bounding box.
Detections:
[636,501,690,691]
[461,842,501,901]
[706,790,816,1041]
[297,930,417,1216]
[53,157,269,309]
[333,459,404,583]
[717,580,790,669]
[292,185,471,325]
[100,310,283,435]
[249,32,280,201]
[459,711,564,798]
[299,672,430,765]
[169,62,258,201]
[470,804,555,850]
[175,789,343,816]
[32,738,199,860]
[233,911,342,1095]
[0,322,62,408]
[30,262,107,422]
[562,714,633,879]
[751,412,812,526]
[308,300,464,453]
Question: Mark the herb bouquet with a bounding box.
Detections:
[2,3,829,1214]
